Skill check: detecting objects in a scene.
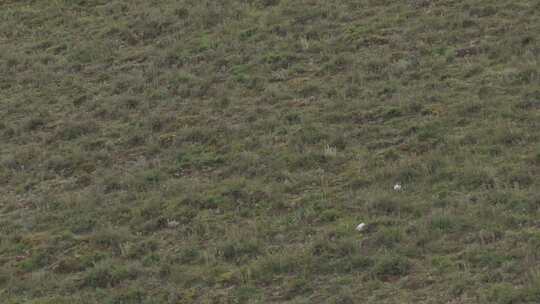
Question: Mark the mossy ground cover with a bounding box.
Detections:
[1,0,539,303]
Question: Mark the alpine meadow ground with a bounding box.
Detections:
[1,0,540,303]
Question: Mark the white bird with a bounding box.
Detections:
[393,183,402,191]
[356,223,367,232]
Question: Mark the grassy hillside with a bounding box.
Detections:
[1,0,539,303]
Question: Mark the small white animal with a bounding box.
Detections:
[356,223,367,232]
[393,183,402,191]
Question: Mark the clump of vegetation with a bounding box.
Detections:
[1,0,539,302]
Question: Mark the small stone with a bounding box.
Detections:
[167,220,180,228]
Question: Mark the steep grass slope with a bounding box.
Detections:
[1,0,540,303]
